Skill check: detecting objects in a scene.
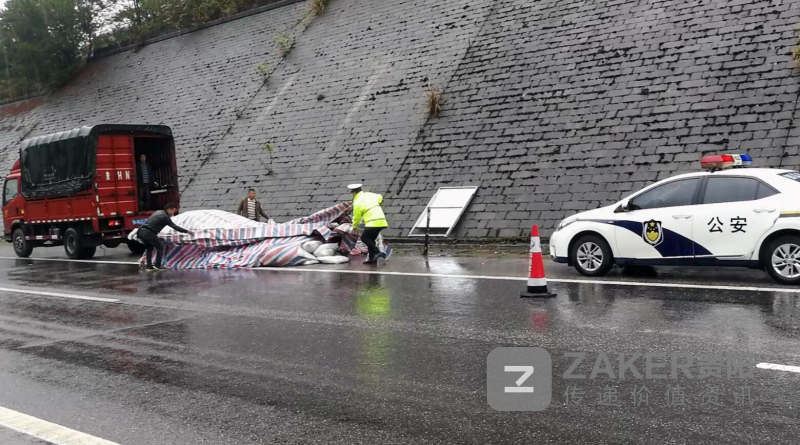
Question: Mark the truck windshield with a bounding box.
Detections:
[3,179,17,205]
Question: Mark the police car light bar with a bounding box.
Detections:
[700,154,752,170]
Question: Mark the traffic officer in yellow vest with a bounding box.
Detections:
[349,184,390,264]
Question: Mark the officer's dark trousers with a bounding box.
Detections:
[360,227,385,259]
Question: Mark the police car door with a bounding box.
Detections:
[614,177,702,260]
[691,176,780,259]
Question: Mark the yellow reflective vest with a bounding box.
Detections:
[352,191,388,228]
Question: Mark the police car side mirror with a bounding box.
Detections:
[619,199,632,213]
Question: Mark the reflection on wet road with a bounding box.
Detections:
[0,246,799,444]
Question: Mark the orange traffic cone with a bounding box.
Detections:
[520,225,556,298]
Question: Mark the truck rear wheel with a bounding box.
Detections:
[12,228,32,258]
[103,240,122,249]
[127,240,146,255]
[79,246,96,259]
[64,228,83,260]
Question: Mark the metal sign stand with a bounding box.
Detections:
[423,207,431,256]
[408,186,479,238]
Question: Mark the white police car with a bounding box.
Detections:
[549,154,800,284]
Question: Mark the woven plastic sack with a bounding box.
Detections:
[302,240,323,253]
[317,256,350,264]
[313,243,340,257]
[296,247,318,261]
[142,203,383,269]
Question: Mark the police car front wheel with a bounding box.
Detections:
[765,236,800,285]
[570,235,613,277]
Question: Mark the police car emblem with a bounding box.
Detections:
[642,220,663,246]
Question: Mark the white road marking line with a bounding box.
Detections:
[0,286,120,303]
[546,278,800,294]
[0,406,120,445]
[1,256,798,294]
[0,256,135,265]
[255,268,800,294]
[756,363,800,373]
[268,266,525,281]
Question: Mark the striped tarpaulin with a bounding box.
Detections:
[139,203,383,269]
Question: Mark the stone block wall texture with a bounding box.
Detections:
[0,0,798,238]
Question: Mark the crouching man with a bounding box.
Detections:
[137,203,189,270]
[349,184,389,264]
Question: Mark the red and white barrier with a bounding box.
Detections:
[520,225,556,298]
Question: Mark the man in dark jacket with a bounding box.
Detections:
[136,154,156,211]
[237,189,271,222]
[137,203,189,270]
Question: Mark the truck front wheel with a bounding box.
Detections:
[12,228,33,258]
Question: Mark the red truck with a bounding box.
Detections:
[2,124,180,259]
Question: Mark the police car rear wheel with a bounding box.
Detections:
[570,235,613,277]
[766,236,800,284]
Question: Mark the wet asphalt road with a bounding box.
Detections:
[0,245,799,444]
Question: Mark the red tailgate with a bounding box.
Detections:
[96,135,136,218]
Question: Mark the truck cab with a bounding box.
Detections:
[2,124,180,259]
